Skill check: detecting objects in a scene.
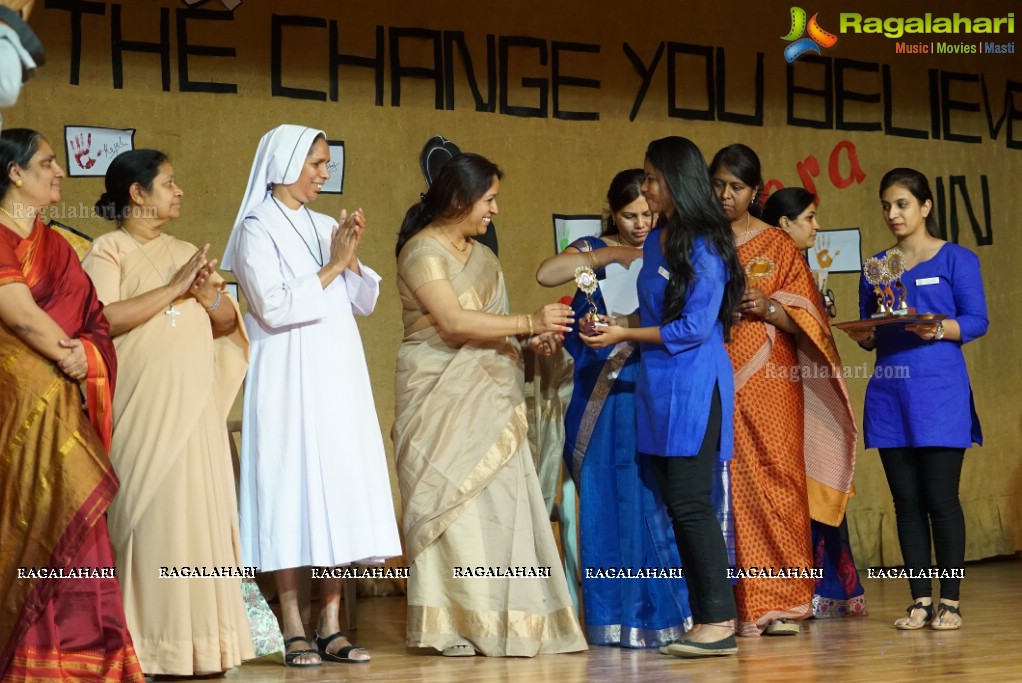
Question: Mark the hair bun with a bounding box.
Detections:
[94,193,119,221]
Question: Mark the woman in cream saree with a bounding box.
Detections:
[393,153,586,657]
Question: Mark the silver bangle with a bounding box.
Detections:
[205,289,222,312]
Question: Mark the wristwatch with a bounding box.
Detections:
[934,320,945,341]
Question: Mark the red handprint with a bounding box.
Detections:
[71,133,101,170]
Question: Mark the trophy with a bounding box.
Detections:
[574,265,602,336]
[864,249,910,318]
[863,256,891,317]
[885,248,909,314]
[835,247,945,334]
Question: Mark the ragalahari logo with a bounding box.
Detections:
[782,7,839,62]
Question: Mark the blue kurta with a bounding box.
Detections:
[858,242,988,449]
[635,229,735,459]
[561,236,692,647]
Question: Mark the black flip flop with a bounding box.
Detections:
[315,630,370,664]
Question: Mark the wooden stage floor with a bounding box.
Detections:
[229,557,1022,683]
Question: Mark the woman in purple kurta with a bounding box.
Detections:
[849,168,988,632]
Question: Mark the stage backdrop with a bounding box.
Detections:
[8,0,1020,569]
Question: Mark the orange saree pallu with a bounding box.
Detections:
[728,227,857,636]
[1,219,142,681]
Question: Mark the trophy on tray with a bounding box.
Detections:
[836,248,945,333]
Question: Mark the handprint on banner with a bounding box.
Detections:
[814,233,840,270]
[70,132,100,170]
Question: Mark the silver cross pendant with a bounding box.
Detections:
[166,303,181,327]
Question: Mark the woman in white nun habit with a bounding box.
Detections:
[222,124,402,667]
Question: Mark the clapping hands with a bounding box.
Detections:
[329,208,365,270]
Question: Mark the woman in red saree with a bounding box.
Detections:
[0,128,143,682]
[709,144,857,637]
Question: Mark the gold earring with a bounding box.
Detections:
[14,180,23,188]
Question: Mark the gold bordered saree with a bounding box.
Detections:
[393,238,586,657]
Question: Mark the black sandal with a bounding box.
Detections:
[283,636,321,668]
[932,603,962,631]
[315,630,370,664]
[894,601,934,630]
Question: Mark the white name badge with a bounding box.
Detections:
[658,266,671,280]
[915,277,940,286]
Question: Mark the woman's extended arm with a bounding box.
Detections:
[413,276,573,342]
[536,244,643,286]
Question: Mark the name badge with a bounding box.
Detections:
[658,266,671,280]
[915,277,939,286]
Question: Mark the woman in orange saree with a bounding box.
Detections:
[709,144,857,637]
[0,129,142,682]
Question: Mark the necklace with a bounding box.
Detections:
[440,226,469,253]
[734,212,753,245]
[120,227,182,327]
[273,198,324,267]
[0,205,31,237]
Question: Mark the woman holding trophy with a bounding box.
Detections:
[846,168,988,631]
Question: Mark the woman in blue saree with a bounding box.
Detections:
[537,170,695,647]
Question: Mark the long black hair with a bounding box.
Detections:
[602,168,644,236]
[879,167,940,237]
[0,128,44,199]
[761,187,815,228]
[645,137,744,340]
[95,149,169,221]
[396,153,503,258]
[708,143,764,218]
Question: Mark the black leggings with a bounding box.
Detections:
[650,385,736,624]
[879,447,966,601]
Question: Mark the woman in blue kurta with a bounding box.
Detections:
[537,170,693,647]
[847,168,987,631]
[582,137,744,658]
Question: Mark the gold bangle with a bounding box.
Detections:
[588,249,599,270]
[527,313,534,337]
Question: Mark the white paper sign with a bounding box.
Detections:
[552,214,602,254]
[807,228,862,274]
[599,261,641,316]
[63,126,135,177]
[320,140,345,194]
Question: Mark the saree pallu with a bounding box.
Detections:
[728,227,859,636]
[394,240,586,657]
[1,221,141,681]
[562,237,692,648]
[82,231,254,675]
